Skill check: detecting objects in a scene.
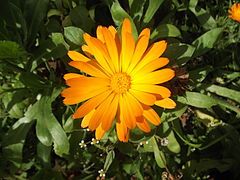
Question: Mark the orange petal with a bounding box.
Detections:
[95,123,106,140]
[121,32,135,72]
[155,98,176,109]
[102,27,119,72]
[121,18,132,36]
[108,26,121,57]
[81,109,95,127]
[127,29,150,73]
[73,90,112,119]
[101,94,119,131]
[62,87,110,105]
[125,92,143,117]
[119,94,136,129]
[131,40,167,75]
[132,68,175,84]
[96,25,105,43]
[137,118,151,132]
[84,34,114,74]
[132,57,169,78]
[143,106,161,126]
[116,113,129,142]
[88,93,115,131]
[65,76,109,88]
[63,73,83,80]
[131,84,171,99]
[129,89,156,106]
[68,60,109,78]
[68,51,91,62]
[82,45,93,57]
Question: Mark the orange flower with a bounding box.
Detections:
[62,18,176,142]
[228,3,240,22]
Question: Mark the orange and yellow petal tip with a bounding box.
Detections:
[228,3,240,22]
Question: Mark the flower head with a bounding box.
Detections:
[98,169,106,177]
[79,140,87,148]
[228,3,240,22]
[62,18,176,142]
[91,138,99,145]
[160,137,169,146]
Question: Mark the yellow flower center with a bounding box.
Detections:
[110,72,131,94]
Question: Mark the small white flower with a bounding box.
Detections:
[91,138,99,145]
[191,148,196,152]
[84,128,90,132]
[98,169,105,177]
[79,140,87,148]
[140,141,148,146]
[160,137,169,146]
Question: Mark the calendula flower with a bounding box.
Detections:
[228,3,240,22]
[62,18,176,142]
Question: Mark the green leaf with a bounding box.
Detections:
[8,103,25,119]
[47,9,62,18]
[171,120,202,148]
[20,94,69,156]
[151,24,181,41]
[19,72,50,89]
[163,43,195,65]
[30,39,67,71]
[2,91,29,119]
[70,5,94,33]
[32,168,64,180]
[104,150,115,171]
[116,142,135,157]
[51,33,70,50]
[143,0,165,24]
[24,0,49,47]
[189,159,233,174]
[110,1,138,40]
[8,3,28,45]
[37,142,52,165]
[63,116,74,133]
[205,84,240,103]
[161,103,188,122]
[178,91,217,108]
[23,99,53,146]
[152,137,166,168]
[189,0,217,30]
[36,111,53,146]
[161,122,180,153]
[36,96,69,156]
[0,41,26,59]
[2,119,33,167]
[129,0,147,24]
[167,131,181,153]
[213,96,240,115]
[189,66,213,84]
[64,26,85,46]
[192,28,223,58]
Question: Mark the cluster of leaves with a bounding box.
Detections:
[0,0,239,179]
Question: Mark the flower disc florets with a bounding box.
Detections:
[110,72,131,94]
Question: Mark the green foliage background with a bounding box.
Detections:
[0,0,240,179]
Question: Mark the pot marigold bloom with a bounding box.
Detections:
[62,18,176,142]
[228,3,240,22]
